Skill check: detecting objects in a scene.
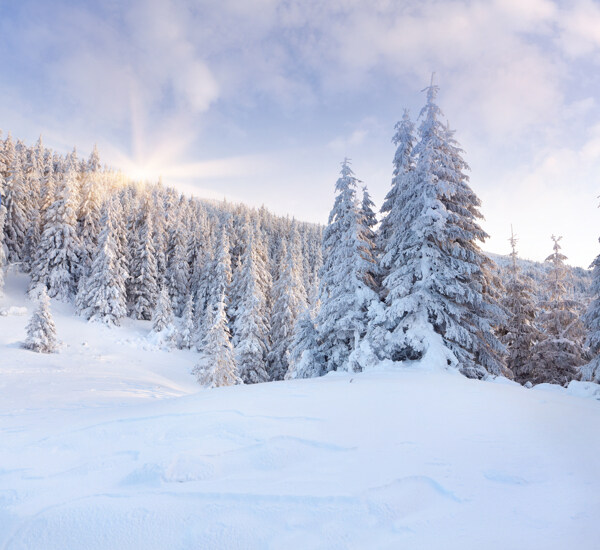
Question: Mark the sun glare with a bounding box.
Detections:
[124,162,162,183]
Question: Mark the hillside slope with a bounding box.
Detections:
[1,272,599,550]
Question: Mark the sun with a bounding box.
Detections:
[123,161,162,183]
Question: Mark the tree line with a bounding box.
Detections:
[2,80,600,388]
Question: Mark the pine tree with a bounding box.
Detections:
[528,236,586,386]
[377,80,505,378]
[23,137,45,272]
[232,226,270,384]
[0,133,6,294]
[213,221,233,303]
[315,160,378,373]
[130,199,159,320]
[88,144,101,172]
[78,200,127,326]
[378,109,416,282]
[268,235,307,380]
[152,189,168,288]
[4,152,29,265]
[498,228,543,384]
[77,148,104,276]
[23,287,58,353]
[0,202,6,295]
[582,239,600,382]
[178,294,195,349]
[34,161,81,300]
[193,288,241,388]
[285,308,324,379]
[152,287,175,333]
[166,215,190,317]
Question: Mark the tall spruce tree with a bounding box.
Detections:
[4,151,29,265]
[23,137,45,272]
[315,160,378,373]
[166,214,190,317]
[268,233,307,380]
[377,80,505,378]
[78,199,127,326]
[130,199,159,320]
[0,199,6,295]
[193,287,241,388]
[528,236,586,386]
[582,238,600,382]
[34,160,81,300]
[76,148,103,276]
[232,226,270,384]
[498,228,542,384]
[378,109,416,285]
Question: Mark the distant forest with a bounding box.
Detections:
[2,83,599,388]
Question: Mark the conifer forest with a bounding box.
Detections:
[1,83,598,388]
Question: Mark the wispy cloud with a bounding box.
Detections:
[2,0,600,265]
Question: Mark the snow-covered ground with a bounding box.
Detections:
[1,272,599,549]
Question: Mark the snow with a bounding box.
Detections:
[1,273,599,549]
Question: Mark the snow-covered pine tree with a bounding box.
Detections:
[254,223,273,313]
[192,287,241,388]
[76,147,103,277]
[527,236,586,386]
[152,286,175,334]
[582,238,600,382]
[285,308,324,379]
[110,190,130,302]
[88,144,101,172]
[315,160,378,373]
[23,137,45,272]
[152,188,168,287]
[33,159,81,300]
[194,220,233,348]
[498,228,543,384]
[166,211,190,317]
[378,109,416,285]
[378,81,505,378]
[232,225,270,384]
[0,199,6,294]
[4,151,29,265]
[178,294,195,349]
[28,165,57,292]
[189,209,211,298]
[191,232,214,333]
[0,133,6,293]
[0,133,16,186]
[130,198,159,320]
[23,287,58,353]
[122,188,140,295]
[268,233,307,380]
[211,220,233,312]
[360,185,378,268]
[78,199,127,326]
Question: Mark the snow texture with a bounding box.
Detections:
[1,272,599,549]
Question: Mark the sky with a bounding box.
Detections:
[1,0,599,267]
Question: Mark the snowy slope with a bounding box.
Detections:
[1,272,599,550]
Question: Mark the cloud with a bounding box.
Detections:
[557,0,600,57]
[2,0,600,267]
[481,122,600,267]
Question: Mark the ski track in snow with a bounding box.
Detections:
[1,272,600,549]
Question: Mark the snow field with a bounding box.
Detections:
[1,273,599,549]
